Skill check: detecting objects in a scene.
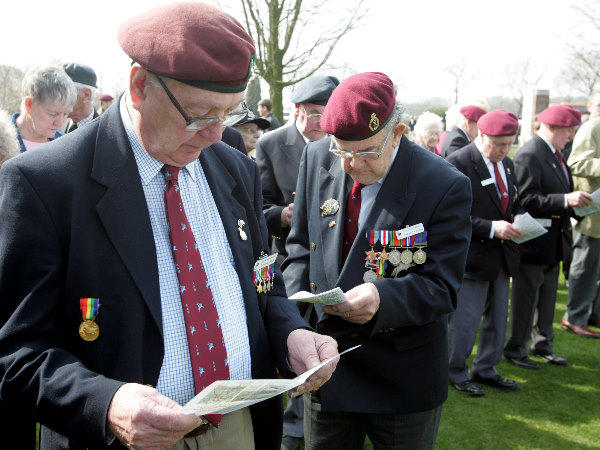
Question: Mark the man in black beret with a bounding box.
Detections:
[0,3,339,449]
[61,62,100,132]
[254,73,339,450]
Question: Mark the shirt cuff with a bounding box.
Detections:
[490,222,497,239]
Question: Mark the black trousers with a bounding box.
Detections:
[303,392,442,450]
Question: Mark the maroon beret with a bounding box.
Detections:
[537,105,581,127]
[478,110,519,136]
[321,72,395,141]
[118,2,255,93]
[99,94,113,101]
[460,105,487,122]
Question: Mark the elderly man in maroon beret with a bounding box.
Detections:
[446,110,524,397]
[283,72,472,449]
[0,3,339,449]
[441,104,488,158]
[504,105,592,370]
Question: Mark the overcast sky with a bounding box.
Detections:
[1,0,585,106]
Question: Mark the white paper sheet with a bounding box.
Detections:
[289,287,347,305]
[512,212,548,244]
[180,345,361,416]
[573,187,600,217]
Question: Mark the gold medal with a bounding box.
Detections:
[413,249,427,264]
[400,249,413,265]
[79,319,99,342]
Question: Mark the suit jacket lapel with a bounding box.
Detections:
[470,144,504,215]
[318,153,348,288]
[91,106,162,333]
[536,136,570,191]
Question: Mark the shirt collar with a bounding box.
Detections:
[537,133,557,154]
[119,94,198,184]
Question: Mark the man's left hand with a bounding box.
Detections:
[322,283,380,324]
[286,329,338,397]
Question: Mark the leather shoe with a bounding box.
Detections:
[530,350,567,366]
[561,317,600,338]
[505,355,540,370]
[452,380,485,397]
[472,374,519,391]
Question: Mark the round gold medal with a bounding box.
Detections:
[79,320,99,342]
[363,270,378,283]
[413,249,427,264]
[400,249,413,265]
[388,249,401,265]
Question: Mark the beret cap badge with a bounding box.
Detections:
[369,113,380,132]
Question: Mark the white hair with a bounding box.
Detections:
[414,111,443,138]
[0,109,20,166]
[20,64,77,114]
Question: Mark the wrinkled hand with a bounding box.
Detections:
[107,383,202,450]
[286,329,338,397]
[322,283,380,324]
[281,203,294,226]
[567,191,592,207]
[494,220,524,240]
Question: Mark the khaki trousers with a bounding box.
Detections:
[170,408,255,450]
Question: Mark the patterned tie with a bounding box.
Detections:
[342,180,366,264]
[493,162,509,215]
[162,165,229,426]
[555,150,569,182]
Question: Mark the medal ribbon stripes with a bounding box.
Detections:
[80,297,99,321]
[253,252,277,293]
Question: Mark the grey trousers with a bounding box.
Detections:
[448,270,510,383]
[303,392,442,450]
[566,230,600,325]
[505,262,559,358]
[283,394,304,438]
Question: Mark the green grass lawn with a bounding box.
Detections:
[436,273,599,449]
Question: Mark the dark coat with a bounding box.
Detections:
[0,103,307,449]
[254,123,307,262]
[447,142,525,280]
[441,126,470,158]
[282,135,472,414]
[512,134,574,265]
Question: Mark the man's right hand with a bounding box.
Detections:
[567,191,592,207]
[107,383,202,450]
[281,203,294,226]
[493,220,523,240]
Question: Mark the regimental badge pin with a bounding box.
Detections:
[320,199,339,216]
[79,298,100,342]
[329,221,336,228]
[238,219,247,241]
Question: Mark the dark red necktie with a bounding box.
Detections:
[493,162,509,215]
[342,180,365,264]
[162,165,229,426]
[555,150,569,182]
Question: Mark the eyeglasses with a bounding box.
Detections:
[329,125,394,161]
[300,104,323,121]
[153,72,247,131]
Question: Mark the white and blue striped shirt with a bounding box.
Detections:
[119,97,252,406]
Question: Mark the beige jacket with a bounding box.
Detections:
[569,117,600,237]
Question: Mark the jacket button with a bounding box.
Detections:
[310,282,317,291]
[311,242,316,250]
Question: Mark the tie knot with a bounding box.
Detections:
[162,164,180,182]
[351,180,365,193]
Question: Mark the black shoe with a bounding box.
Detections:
[530,350,568,366]
[472,374,519,391]
[281,435,301,450]
[505,355,540,370]
[452,380,485,397]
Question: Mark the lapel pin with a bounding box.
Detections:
[238,219,247,241]
[328,221,336,228]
